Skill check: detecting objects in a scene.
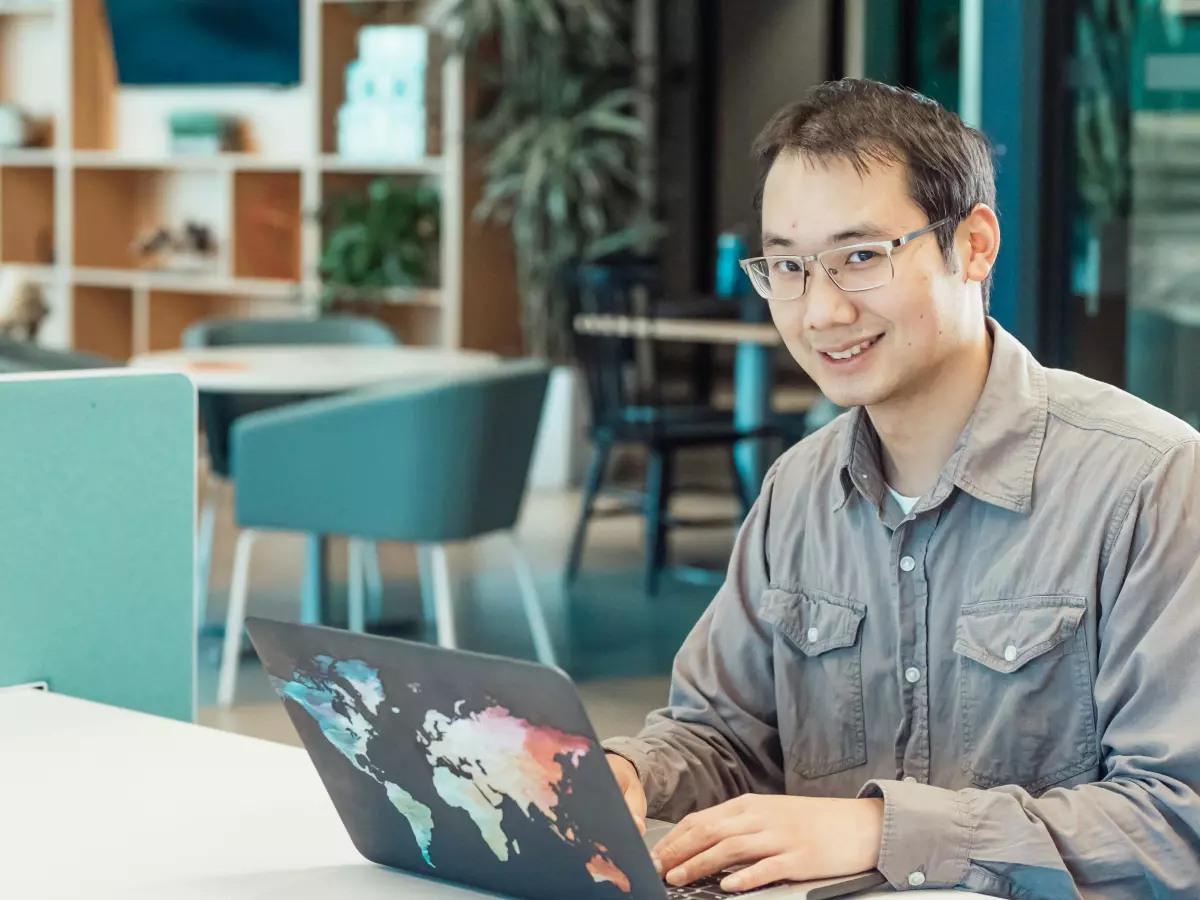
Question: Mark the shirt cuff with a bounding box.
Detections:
[858,779,975,891]
[602,737,667,819]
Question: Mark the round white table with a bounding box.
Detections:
[129,345,501,394]
[130,344,504,630]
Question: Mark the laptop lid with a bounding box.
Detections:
[245,617,666,900]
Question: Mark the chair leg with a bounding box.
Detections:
[300,535,327,626]
[194,480,219,630]
[501,532,558,668]
[643,449,673,596]
[417,545,437,626]
[423,543,457,650]
[347,539,366,634]
[217,529,259,709]
[362,541,384,624]
[565,439,612,585]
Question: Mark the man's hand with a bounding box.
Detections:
[651,795,884,893]
[606,753,647,835]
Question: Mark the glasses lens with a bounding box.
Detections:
[746,257,806,300]
[820,244,893,291]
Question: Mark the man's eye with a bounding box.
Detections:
[847,250,879,264]
[772,259,803,275]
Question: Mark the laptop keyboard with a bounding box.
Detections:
[665,873,740,899]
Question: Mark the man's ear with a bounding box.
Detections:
[958,204,1000,285]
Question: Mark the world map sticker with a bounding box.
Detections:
[272,656,632,892]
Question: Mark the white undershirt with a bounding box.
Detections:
[888,486,921,516]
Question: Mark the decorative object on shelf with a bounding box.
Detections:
[427,0,661,358]
[0,102,51,151]
[0,276,49,342]
[0,105,30,149]
[133,221,219,272]
[338,25,428,161]
[319,178,440,306]
[168,111,243,155]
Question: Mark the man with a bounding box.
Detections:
[602,79,1200,898]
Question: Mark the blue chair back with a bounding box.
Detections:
[183,315,399,477]
[182,315,396,350]
[232,360,551,544]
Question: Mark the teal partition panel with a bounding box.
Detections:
[0,371,196,721]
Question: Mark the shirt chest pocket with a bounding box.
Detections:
[953,595,1099,793]
[759,588,867,781]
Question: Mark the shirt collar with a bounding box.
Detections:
[834,319,1048,516]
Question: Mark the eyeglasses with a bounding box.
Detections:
[739,218,952,301]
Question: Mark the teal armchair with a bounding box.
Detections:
[216,360,554,707]
[184,315,397,634]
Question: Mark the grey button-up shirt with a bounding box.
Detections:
[604,322,1200,898]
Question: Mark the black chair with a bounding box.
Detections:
[563,261,779,595]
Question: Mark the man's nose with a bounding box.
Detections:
[803,269,859,333]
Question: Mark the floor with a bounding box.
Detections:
[196,446,745,746]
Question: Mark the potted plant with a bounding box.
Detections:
[318,177,441,309]
[427,0,661,487]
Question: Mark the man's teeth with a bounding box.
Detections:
[827,338,876,360]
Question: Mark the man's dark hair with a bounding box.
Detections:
[752,79,996,311]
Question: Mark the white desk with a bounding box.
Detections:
[0,691,989,899]
[129,345,501,394]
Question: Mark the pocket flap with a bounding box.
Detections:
[759,589,866,657]
[954,596,1085,674]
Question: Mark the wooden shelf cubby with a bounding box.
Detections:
[233,171,302,282]
[72,285,132,360]
[74,167,164,270]
[0,165,54,264]
[74,166,227,272]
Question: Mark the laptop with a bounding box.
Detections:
[245,618,888,900]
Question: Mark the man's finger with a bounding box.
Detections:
[652,805,743,874]
[663,834,767,886]
[720,854,793,893]
[622,785,647,837]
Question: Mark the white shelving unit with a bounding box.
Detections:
[0,0,466,358]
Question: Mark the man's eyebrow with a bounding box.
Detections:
[828,222,890,244]
[761,222,891,253]
[761,232,795,251]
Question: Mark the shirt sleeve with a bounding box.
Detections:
[859,440,1200,899]
[602,462,785,822]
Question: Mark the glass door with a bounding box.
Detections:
[1059,0,1200,426]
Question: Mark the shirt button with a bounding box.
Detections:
[1004,645,1018,663]
[899,556,916,572]
[905,667,922,684]
[807,627,820,643]
[908,871,927,888]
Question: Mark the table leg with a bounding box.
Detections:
[734,341,773,498]
[301,534,329,626]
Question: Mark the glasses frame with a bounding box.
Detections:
[739,217,953,301]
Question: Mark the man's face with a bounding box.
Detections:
[760,152,980,410]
